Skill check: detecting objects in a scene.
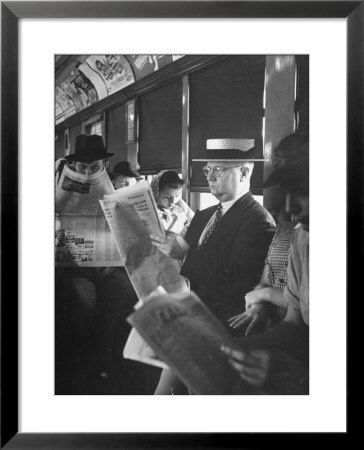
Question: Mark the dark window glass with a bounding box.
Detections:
[139,80,182,173]
[189,56,266,194]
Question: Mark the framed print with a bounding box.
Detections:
[1,0,361,448]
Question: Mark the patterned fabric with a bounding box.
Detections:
[265,220,298,318]
[150,170,167,199]
[199,203,222,248]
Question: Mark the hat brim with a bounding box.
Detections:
[263,164,309,193]
[65,152,114,162]
[263,167,286,187]
[192,158,268,162]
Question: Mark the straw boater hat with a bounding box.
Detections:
[193,138,268,162]
[65,134,114,162]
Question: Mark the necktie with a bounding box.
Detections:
[200,203,222,248]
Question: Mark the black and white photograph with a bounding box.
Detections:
[1,1,356,445]
[55,54,309,396]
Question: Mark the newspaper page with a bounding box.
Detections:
[55,164,122,267]
[56,163,114,216]
[123,286,169,370]
[127,291,251,395]
[99,182,190,368]
[99,181,189,298]
[55,214,121,266]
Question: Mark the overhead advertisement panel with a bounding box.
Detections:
[56,64,99,124]
[55,86,76,120]
[66,67,99,109]
[126,55,174,80]
[55,55,185,123]
[80,55,135,97]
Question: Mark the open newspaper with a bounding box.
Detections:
[127,290,252,395]
[55,164,121,267]
[99,181,189,368]
[99,181,189,298]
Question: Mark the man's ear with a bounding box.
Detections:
[240,166,249,180]
[104,160,110,169]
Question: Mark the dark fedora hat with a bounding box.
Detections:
[263,132,309,193]
[112,161,138,178]
[193,138,268,162]
[65,134,114,162]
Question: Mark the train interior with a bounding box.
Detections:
[55,54,309,395]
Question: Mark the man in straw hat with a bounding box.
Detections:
[152,138,275,331]
[151,138,275,394]
[56,134,139,393]
[222,132,309,392]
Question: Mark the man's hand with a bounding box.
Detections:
[221,345,271,388]
[227,304,272,335]
[150,233,189,260]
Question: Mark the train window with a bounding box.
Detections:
[198,192,219,210]
[82,114,104,136]
[253,195,264,206]
[139,80,183,171]
[188,56,266,194]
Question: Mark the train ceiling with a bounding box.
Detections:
[55,54,184,124]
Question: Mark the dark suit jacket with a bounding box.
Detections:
[181,192,275,327]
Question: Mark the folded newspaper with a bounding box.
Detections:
[127,290,251,395]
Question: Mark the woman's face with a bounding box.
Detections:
[157,187,182,209]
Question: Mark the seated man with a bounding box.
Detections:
[55,134,139,393]
[152,138,275,329]
[151,138,275,395]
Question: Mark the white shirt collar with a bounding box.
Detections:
[220,189,249,213]
[220,198,237,213]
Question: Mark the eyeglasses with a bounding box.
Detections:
[202,165,242,178]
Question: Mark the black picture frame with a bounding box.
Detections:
[1,1,360,448]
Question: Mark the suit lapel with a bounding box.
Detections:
[203,192,253,248]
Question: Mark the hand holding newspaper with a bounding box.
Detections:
[127,290,251,395]
[99,181,189,298]
[99,181,164,266]
[100,182,190,368]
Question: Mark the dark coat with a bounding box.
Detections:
[181,191,275,327]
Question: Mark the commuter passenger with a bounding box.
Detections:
[152,138,275,328]
[150,170,194,236]
[151,138,275,395]
[222,132,310,393]
[55,134,138,393]
[110,161,138,190]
